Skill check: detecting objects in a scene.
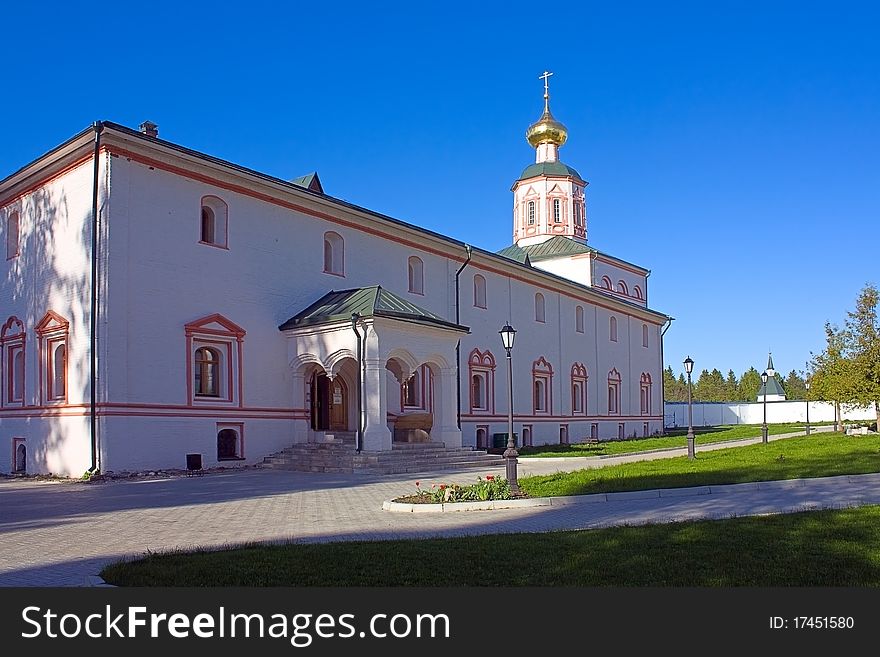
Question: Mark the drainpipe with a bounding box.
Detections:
[660,317,673,435]
[88,121,104,473]
[351,313,364,452]
[454,245,472,430]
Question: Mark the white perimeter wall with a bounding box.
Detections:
[664,401,875,427]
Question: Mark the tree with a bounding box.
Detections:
[738,367,762,402]
[842,284,880,427]
[783,370,807,400]
[725,370,738,402]
[810,321,854,431]
[663,366,686,402]
[694,368,726,402]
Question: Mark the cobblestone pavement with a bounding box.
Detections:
[2,426,871,587]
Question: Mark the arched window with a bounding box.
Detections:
[642,324,649,348]
[472,374,485,410]
[476,427,487,449]
[575,305,584,333]
[473,274,487,309]
[553,199,561,223]
[610,316,618,342]
[601,276,612,290]
[571,363,587,415]
[51,344,66,400]
[468,348,496,414]
[35,311,68,404]
[532,356,553,414]
[528,201,536,225]
[617,280,628,295]
[14,441,26,473]
[608,368,621,415]
[534,378,546,412]
[194,347,221,397]
[522,425,532,447]
[200,196,228,247]
[12,349,24,402]
[2,317,26,405]
[217,428,240,460]
[323,231,344,276]
[6,211,20,259]
[640,372,652,415]
[633,285,643,300]
[535,293,545,323]
[408,256,424,294]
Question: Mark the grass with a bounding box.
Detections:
[519,432,880,498]
[518,422,834,458]
[101,505,880,586]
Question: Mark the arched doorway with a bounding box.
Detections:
[14,442,26,473]
[310,371,348,432]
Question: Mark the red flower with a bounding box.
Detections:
[415,481,420,487]
[486,475,495,481]
[439,484,447,490]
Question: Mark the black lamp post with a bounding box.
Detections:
[684,356,695,459]
[805,378,811,436]
[499,323,519,495]
[760,370,769,443]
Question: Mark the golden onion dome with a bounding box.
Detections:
[526,107,568,148]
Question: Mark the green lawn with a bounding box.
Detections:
[518,422,833,458]
[519,432,880,498]
[101,505,880,586]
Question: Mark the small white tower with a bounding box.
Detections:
[512,71,588,247]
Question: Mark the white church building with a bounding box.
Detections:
[0,79,671,476]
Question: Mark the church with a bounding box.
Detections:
[0,76,671,477]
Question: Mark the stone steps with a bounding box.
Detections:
[262,438,506,474]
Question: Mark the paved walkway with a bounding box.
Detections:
[0,426,868,587]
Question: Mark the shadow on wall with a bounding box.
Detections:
[2,170,97,476]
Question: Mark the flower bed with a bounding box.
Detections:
[393,475,519,504]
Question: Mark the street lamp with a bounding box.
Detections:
[805,377,811,436]
[683,356,695,459]
[760,370,769,443]
[499,323,519,495]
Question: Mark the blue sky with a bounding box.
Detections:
[2,1,877,379]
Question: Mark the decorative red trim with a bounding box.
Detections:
[459,414,663,421]
[570,362,587,417]
[467,348,496,414]
[185,314,245,407]
[35,311,69,406]
[1,316,25,408]
[184,313,246,338]
[532,356,553,415]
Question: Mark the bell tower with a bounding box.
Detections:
[512,72,588,247]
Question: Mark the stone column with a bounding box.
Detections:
[362,358,392,451]
[433,366,462,448]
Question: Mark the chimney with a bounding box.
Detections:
[139,121,159,138]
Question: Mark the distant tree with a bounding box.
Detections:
[663,366,685,402]
[738,367,762,402]
[725,370,738,401]
[694,368,726,402]
[677,373,688,401]
[783,370,807,400]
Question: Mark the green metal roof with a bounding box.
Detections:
[290,172,324,194]
[758,377,786,398]
[279,286,469,332]
[496,243,531,265]
[515,236,594,262]
[517,161,583,182]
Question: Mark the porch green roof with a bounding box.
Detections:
[279,286,469,332]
